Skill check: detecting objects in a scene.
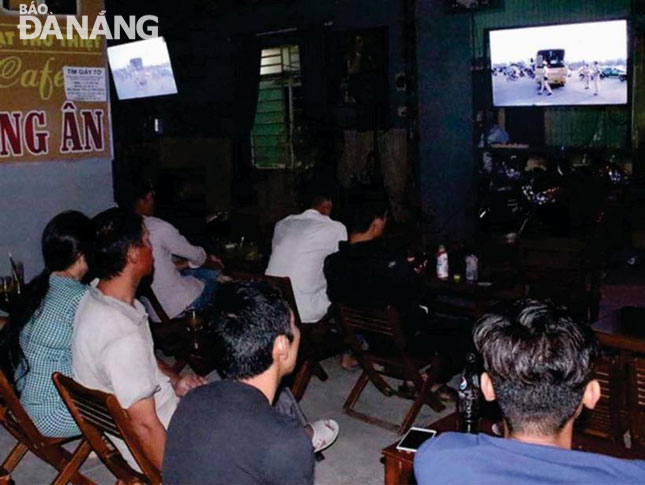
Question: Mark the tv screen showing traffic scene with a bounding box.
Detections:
[489,20,628,107]
[107,37,178,100]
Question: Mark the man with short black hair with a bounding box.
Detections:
[414,299,645,484]
[163,281,325,484]
[73,208,206,469]
[266,194,347,323]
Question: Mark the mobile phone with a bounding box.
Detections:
[396,427,437,452]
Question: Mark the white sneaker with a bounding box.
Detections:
[309,419,339,453]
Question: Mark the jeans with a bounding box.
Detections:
[182,267,220,311]
[273,386,308,427]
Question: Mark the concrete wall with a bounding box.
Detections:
[0,158,113,280]
[111,0,407,139]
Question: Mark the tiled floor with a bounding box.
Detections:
[0,357,454,484]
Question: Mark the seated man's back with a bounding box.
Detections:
[415,431,645,484]
[415,299,645,484]
[163,281,316,484]
[324,239,422,308]
[144,215,207,318]
[163,380,313,485]
[73,287,178,428]
[266,199,346,323]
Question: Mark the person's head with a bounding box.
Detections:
[42,210,94,278]
[311,194,333,217]
[131,179,156,217]
[210,281,300,381]
[349,204,388,239]
[92,208,153,281]
[2,210,93,383]
[474,300,601,438]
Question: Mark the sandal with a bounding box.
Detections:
[309,419,339,453]
[340,353,361,372]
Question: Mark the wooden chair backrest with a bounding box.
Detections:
[577,354,622,441]
[52,373,161,484]
[336,304,424,391]
[0,368,46,447]
[628,357,645,448]
[337,304,395,339]
[229,271,304,328]
[138,280,173,324]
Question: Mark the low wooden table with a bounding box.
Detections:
[382,412,493,485]
[382,411,640,485]
[424,276,520,320]
[593,308,645,355]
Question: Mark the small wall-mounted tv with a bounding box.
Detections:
[489,20,628,107]
[107,37,178,100]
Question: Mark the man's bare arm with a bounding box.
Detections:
[156,358,207,397]
[127,397,166,469]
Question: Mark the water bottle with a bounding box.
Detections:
[465,254,478,283]
[458,353,481,433]
[436,245,449,280]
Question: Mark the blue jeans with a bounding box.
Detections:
[182,267,220,311]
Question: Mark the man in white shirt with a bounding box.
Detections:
[538,62,553,96]
[73,208,206,469]
[266,195,347,323]
[592,61,601,96]
[132,181,225,320]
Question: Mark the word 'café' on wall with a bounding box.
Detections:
[0,0,112,162]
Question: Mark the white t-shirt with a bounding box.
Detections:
[266,209,347,323]
[144,216,207,320]
[72,286,179,467]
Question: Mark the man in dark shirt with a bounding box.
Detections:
[414,299,645,484]
[324,205,423,308]
[323,206,467,383]
[162,281,315,484]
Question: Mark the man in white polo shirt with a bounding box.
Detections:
[266,195,347,323]
[73,208,205,469]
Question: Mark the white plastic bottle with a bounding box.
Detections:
[436,245,449,280]
[465,254,479,283]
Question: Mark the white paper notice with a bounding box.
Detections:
[63,66,107,102]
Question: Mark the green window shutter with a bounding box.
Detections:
[252,45,300,169]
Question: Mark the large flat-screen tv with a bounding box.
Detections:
[489,20,628,107]
[107,37,178,100]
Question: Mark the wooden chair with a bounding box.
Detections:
[519,237,601,322]
[337,304,445,434]
[0,369,91,484]
[138,282,216,377]
[52,372,161,485]
[230,271,346,401]
[576,354,624,444]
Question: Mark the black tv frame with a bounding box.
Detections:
[484,18,632,109]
